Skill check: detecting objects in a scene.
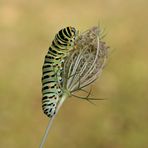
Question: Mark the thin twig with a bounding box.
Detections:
[39,93,68,148]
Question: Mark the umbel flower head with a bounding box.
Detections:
[62,26,109,98]
[39,26,109,148]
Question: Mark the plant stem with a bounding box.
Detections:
[39,93,68,148]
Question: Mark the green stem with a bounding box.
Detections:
[39,93,68,148]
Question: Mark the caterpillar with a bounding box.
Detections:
[42,26,78,118]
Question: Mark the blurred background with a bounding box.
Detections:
[0,0,148,147]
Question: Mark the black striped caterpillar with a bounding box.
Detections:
[42,26,78,118]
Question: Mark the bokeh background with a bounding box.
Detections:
[0,0,148,147]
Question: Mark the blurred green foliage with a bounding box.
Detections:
[0,0,148,147]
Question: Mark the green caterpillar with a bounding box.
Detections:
[42,26,78,117]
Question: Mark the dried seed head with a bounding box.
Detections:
[62,26,109,95]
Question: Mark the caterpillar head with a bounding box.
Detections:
[67,26,79,49]
[69,26,79,38]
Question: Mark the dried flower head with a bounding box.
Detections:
[62,26,109,98]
